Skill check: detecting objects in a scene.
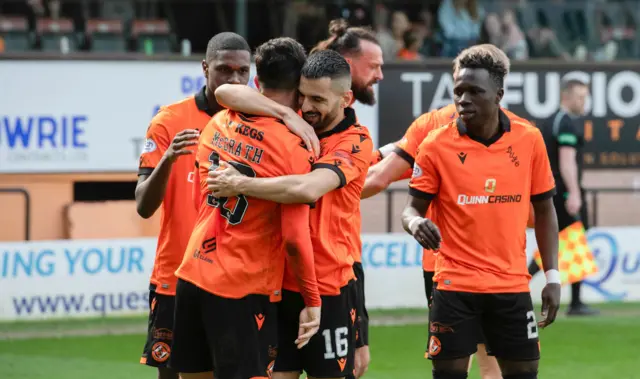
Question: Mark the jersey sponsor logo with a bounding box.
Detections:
[142,138,157,154]
[191,237,217,264]
[412,163,423,178]
[457,152,467,164]
[484,178,497,193]
[457,194,522,205]
[351,144,361,154]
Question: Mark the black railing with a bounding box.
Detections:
[0,188,31,241]
[383,187,640,233]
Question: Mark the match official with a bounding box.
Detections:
[528,79,599,316]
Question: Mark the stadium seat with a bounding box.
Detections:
[598,2,637,59]
[131,19,173,54]
[0,16,32,52]
[36,18,77,52]
[64,201,160,239]
[86,19,126,52]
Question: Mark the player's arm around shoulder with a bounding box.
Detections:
[215,84,319,155]
[207,129,372,204]
[362,112,436,199]
[303,128,374,201]
[135,109,200,218]
[362,151,412,199]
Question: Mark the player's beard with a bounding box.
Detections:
[352,80,376,105]
[303,109,339,132]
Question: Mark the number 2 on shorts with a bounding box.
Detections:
[322,327,349,359]
[526,310,539,339]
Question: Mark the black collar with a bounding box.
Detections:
[317,107,357,139]
[194,86,217,117]
[456,109,511,147]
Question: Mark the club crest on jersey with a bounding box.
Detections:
[412,164,423,178]
[142,138,157,154]
[484,178,496,193]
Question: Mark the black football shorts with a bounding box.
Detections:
[274,281,358,378]
[140,285,175,367]
[171,279,277,378]
[427,284,539,361]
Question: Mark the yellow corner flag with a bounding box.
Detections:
[533,221,598,285]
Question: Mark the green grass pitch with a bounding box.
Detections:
[1,304,639,379]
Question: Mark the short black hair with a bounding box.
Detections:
[205,32,250,62]
[561,79,588,93]
[312,18,379,56]
[453,44,510,88]
[254,37,307,90]
[301,50,351,80]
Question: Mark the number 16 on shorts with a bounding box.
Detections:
[319,326,355,374]
[323,327,349,359]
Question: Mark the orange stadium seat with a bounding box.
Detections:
[36,18,76,52]
[0,16,31,52]
[131,19,173,54]
[86,19,126,52]
[64,201,160,240]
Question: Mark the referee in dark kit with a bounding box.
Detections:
[528,79,599,316]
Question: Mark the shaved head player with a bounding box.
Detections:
[402,45,561,379]
[309,19,385,377]
[135,32,251,379]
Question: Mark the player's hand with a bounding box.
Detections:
[164,129,200,162]
[354,345,370,378]
[409,217,441,250]
[207,162,242,197]
[538,283,561,328]
[565,191,582,216]
[296,306,321,349]
[283,110,320,158]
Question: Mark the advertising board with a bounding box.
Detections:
[1,228,637,320]
[361,228,640,309]
[378,63,640,169]
[0,60,378,173]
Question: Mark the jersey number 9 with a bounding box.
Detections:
[206,151,257,225]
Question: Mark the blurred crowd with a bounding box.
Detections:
[0,0,638,60]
